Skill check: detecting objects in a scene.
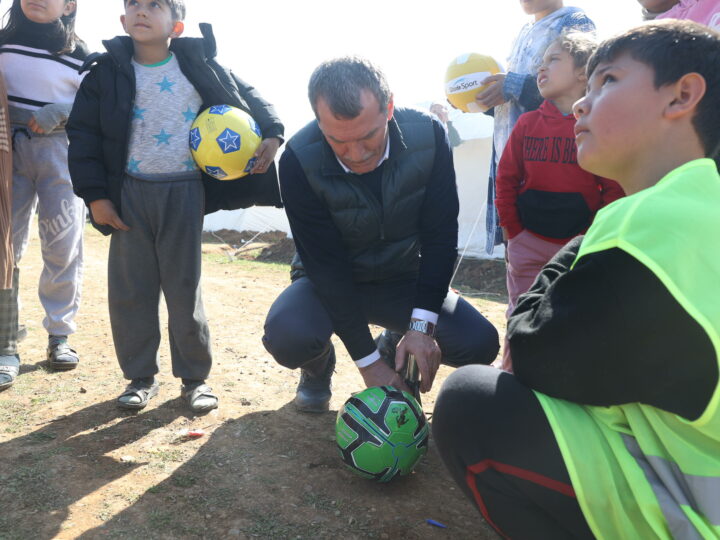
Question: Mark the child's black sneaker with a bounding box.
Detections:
[47,335,79,371]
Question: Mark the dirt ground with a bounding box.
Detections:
[0,225,508,540]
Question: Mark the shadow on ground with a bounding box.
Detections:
[0,400,184,539]
[74,402,490,539]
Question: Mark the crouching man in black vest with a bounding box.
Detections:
[263,57,500,412]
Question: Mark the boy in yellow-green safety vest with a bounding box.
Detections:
[432,20,720,540]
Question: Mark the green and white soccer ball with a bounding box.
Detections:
[336,386,429,483]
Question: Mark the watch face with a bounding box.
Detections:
[409,320,432,334]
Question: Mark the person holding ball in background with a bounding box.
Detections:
[475,0,595,256]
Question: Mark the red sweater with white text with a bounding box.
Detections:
[495,100,624,243]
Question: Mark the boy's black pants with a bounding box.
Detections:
[432,365,595,539]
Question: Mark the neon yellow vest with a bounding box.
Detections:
[535,159,720,539]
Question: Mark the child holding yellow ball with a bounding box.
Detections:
[67,0,284,412]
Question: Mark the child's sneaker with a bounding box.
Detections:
[0,355,20,391]
[47,335,79,371]
[181,381,218,413]
[117,378,158,410]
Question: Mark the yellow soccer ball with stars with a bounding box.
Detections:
[189,105,262,181]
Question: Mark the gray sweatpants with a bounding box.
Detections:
[108,175,211,381]
[0,267,18,356]
[12,129,85,336]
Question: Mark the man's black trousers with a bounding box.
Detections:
[263,276,499,370]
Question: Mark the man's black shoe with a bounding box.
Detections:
[294,348,336,413]
[374,329,403,369]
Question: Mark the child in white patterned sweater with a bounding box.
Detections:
[0,0,89,384]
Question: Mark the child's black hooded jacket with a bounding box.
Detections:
[67,23,284,235]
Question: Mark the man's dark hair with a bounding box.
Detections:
[123,0,186,21]
[308,56,391,119]
[588,20,720,158]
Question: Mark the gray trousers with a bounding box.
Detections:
[0,267,18,356]
[12,130,85,336]
[263,276,500,370]
[108,176,211,381]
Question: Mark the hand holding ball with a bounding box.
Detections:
[336,386,429,483]
[445,53,502,113]
[189,105,263,181]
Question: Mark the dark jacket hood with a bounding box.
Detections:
[82,23,218,72]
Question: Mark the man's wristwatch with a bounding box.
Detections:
[408,319,436,337]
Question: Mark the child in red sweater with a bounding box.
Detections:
[495,32,624,371]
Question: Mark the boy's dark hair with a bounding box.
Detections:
[308,56,391,119]
[123,0,186,22]
[552,31,598,70]
[0,0,83,55]
[588,20,720,158]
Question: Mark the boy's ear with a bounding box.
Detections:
[170,21,185,38]
[120,14,128,33]
[665,72,706,121]
[576,68,588,85]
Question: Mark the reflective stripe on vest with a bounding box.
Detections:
[623,434,720,539]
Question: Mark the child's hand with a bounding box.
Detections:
[250,137,281,174]
[475,74,507,111]
[90,199,130,231]
[29,103,72,134]
[28,116,45,134]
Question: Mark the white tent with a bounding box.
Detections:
[203,109,502,259]
[453,137,495,259]
[203,206,290,237]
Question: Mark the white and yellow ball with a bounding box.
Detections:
[445,53,502,113]
[189,105,262,181]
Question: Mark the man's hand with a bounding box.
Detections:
[359,360,410,393]
[395,330,442,393]
[250,137,281,174]
[89,199,130,231]
[475,73,507,111]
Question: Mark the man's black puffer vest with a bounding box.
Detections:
[288,108,435,283]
